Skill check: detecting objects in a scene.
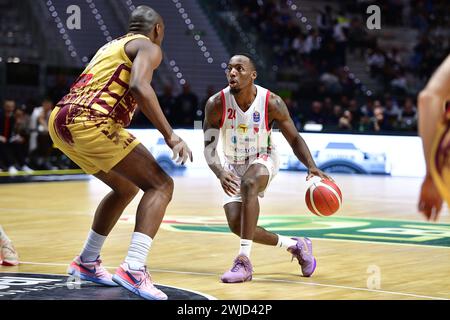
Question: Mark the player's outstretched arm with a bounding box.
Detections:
[203,94,239,196]
[418,54,450,220]
[126,39,192,164]
[269,93,332,181]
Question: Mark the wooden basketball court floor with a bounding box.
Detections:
[1,171,449,300]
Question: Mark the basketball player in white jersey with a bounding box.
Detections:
[203,54,332,283]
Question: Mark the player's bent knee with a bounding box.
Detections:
[241,178,258,195]
[119,185,139,201]
[109,186,138,205]
[164,177,175,199]
[154,176,174,201]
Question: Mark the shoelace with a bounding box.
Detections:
[290,244,305,264]
[90,259,110,277]
[134,268,154,289]
[142,271,153,288]
[1,243,17,257]
[231,258,252,272]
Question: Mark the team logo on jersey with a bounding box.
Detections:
[237,124,248,134]
[253,111,261,123]
[72,73,93,89]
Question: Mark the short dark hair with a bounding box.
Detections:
[128,5,162,34]
[232,53,257,71]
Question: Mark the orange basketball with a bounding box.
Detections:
[305,179,342,216]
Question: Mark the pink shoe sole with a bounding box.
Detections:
[221,274,252,283]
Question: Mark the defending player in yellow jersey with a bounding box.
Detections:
[48,6,192,300]
[418,54,450,221]
[49,32,147,174]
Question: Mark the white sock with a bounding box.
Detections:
[276,235,297,249]
[125,232,152,270]
[0,225,11,244]
[239,239,253,257]
[80,229,107,262]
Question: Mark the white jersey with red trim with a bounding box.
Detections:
[219,85,276,165]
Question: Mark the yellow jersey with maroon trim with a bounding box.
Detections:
[57,33,148,127]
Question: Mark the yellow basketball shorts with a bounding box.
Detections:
[48,106,140,174]
[430,117,450,206]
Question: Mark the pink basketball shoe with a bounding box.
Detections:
[112,262,168,300]
[0,241,19,266]
[221,255,253,283]
[67,255,117,286]
[287,237,317,277]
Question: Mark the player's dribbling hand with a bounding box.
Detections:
[218,171,240,196]
[166,133,193,165]
[418,174,443,221]
[307,166,334,182]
